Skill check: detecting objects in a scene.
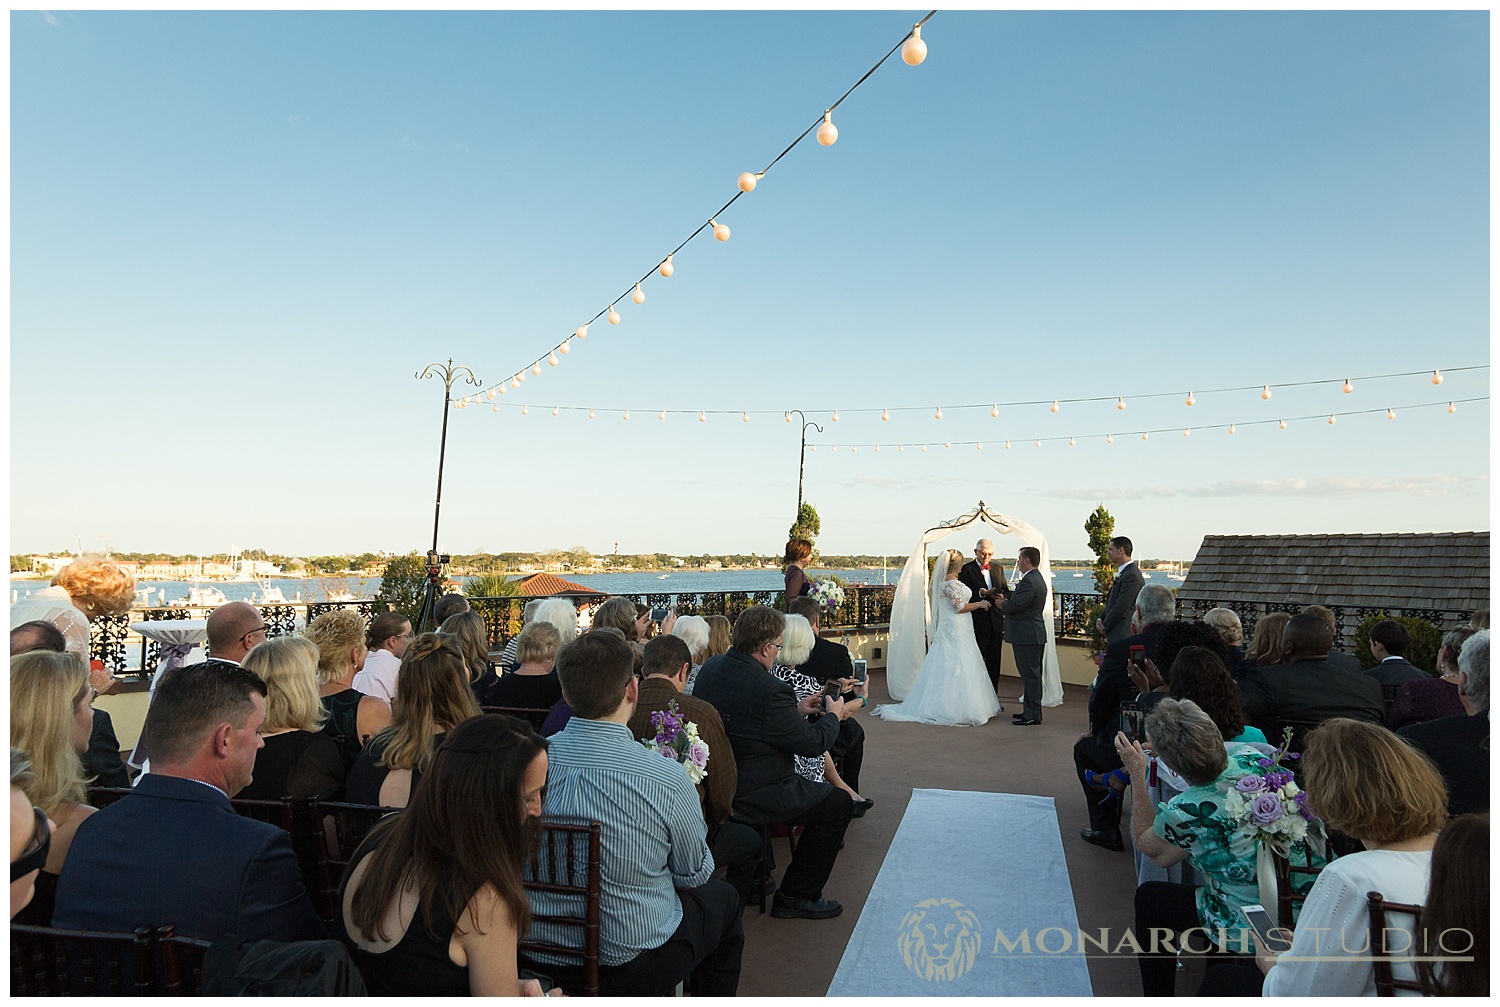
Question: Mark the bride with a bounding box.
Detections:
[874,549,1001,726]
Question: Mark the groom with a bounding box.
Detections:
[958,538,1007,698]
[999,546,1048,726]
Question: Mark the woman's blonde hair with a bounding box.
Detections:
[1303,718,1449,844]
[53,559,136,617]
[705,615,732,659]
[378,634,481,773]
[1247,612,1291,666]
[303,609,367,685]
[242,637,326,733]
[439,611,491,681]
[1203,607,1244,646]
[945,549,965,576]
[9,651,90,819]
[515,620,561,666]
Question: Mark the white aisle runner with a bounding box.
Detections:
[827,789,1094,997]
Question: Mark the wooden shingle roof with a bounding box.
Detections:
[514,572,606,598]
[1178,532,1490,610]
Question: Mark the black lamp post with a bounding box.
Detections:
[414,359,480,629]
[786,409,824,516]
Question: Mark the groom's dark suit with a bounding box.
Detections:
[958,560,1007,692]
[1000,568,1048,723]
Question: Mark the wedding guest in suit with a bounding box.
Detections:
[1365,619,1428,707]
[693,606,852,920]
[1001,547,1049,726]
[1074,584,1173,850]
[789,597,868,796]
[9,558,135,696]
[337,715,552,996]
[9,651,97,925]
[351,612,413,705]
[1390,626,1472,729]
[305,609,391,762]
[239,637,345,800]
[1095,537,1144,646]
[53,661,326,942]
[528,628,743,994]
[958,538,1008,694]
[476,621,564,712]
[783,538,813,608]
[12,621,129,788]
[629,634,760,909]
[347,634,480,808]
[1245,611,1291,668]
[1238,613,1384,745]
[1303,605,1362,673]
[1399,630,1488,816]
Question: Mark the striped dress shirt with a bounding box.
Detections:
[529,717,714,966]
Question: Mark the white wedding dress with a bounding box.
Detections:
[874,578,1000,726]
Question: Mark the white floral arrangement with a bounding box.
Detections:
[808,578,845,616]
[640,700,710,784]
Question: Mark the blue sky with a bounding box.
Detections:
[10,10,1490,561]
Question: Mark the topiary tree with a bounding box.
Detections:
[1084,503,1116,597]
[789,502,821,542]
[1351,611,1444,673]
[374,553,428,625]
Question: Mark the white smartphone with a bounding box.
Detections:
[852,659,868,683]
[1239,904,1292,954]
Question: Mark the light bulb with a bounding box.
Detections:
[831,445,837,452]
[1431,369,1444,385]
[559,341,571,355]
[659,255,674,278]
[976,442,982,450]
[1183,428,1191,437]
[659,410,667,421]
[945,442,951,449]
[1185,392,1196,407]
[920,445,926,452]
[990,404,999,417]
[831,410,840,422]
[1228,424,1236,435]
[881,408,889,421]
[576,325,588,339]
[1261,385,1272,400]
[809,445,816,452]
[1327,414,1336,424]
[901,24,927,66]
[532,363,542,375]
[1034,439,1041,448]
[1068,437,1075,446]
[698,411,706,423]
[1386,408,1395,420]
[1116,397,1126,411]
[784,411,792,422]
[711,218,730,242]
[1050,400,1060,413]
[738,171,760,193]
[631,283,645,305]
[486,388,495,400]
[1106,434,1113,444]
[1004,441,1011,449]
[1141,432,1149,440]
[874,445,880,453]
[492,404,499,412]
[608,305,620,325]
[1279,419,1287,429]
[816,111,838,146]
[552,406,559,416]
[1342,379,1353,394]
[934,407,943,420]
[521,405,528,416]
[851,446,857,453]
[498,384,507,395]
[898,445,904,452]
[623,410,630,420]
[742,411,750,423]
[511,376,521,388]
[588,408,595,419]
[548,352,558,366]
[1448,401,1457,413]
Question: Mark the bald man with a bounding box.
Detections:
[1238,612,1384,743]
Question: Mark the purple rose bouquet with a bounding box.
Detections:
[639,699,710,784]
[808,579,845,617]
[1222,727,1320,853]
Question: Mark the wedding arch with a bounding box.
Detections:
[885,502,1063,707]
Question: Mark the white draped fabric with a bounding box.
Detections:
[886,502,1062,707]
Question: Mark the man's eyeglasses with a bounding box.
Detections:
[11,806,50,882]
[767,639,784,651]
[240,625,270,645]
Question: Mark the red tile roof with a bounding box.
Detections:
[514,572,606,597]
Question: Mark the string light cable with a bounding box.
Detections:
[454,10,938,407]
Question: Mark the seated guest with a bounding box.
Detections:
[1399,629,1488,816]
[9,651,96,924]
[1239,612,1385,744]
[1470,609,1490,630]
[8,558,134,688]
[1201,607,1253,677]
[440,610,494,693]
[238,637,345,800]
[347,634,481,808]
[433,591,470,624]
[1117,699,1323,995]
[1246,611,1291,669]
[305,609,391,761]
[11,749,51,920]
[590,597,647,672]
[337,715,554,996]
[1165,648,1266,744]
[53,662,326,942]
[629,634,760,908]
[671,615,711,687]
[1417,813,1488,997]
[12,620,129,787]
[1390,625,1473,729]
[772,613,870,814]
[1365,618,1428,708]
[352,612,413,705]
[477,622,564,711]
[687,615,732,695]
[533,598,580,646]
[1153,620,1236,687]
[1250,718,1448,996]
[790,597,868,795]
[693,606,853,920]
[1303,604,1362,673]
[1074,584,1174,852]
[496,599,543,671]
[527,629,743,995]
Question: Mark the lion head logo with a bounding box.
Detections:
[898,897,982,982]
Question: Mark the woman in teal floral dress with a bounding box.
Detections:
[1116,698,1322,995]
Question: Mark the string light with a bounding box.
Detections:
[552,406,559,416]
[1386,408,1395,419]
[975,442,982,450]
[511,376,521,388]
[1034,439,1041,448]
[659,255,674,278]
[1261,385,1272,400]
[1068,436,1075,446]
[699,411,707,422]
[851,446,857,453]
[711,219,730,242]
[881,408,889,421]
[742,411,750,422]
[588,408,595,419]
[521,405,528,415]
[1049,400,1060,413]
[1342,378,1353,394]
[1106,434,1113,444]
[1279,419,1287,429]
[492,404,499,412]
[934,406,943,420]
[944,441,951,448]
[920,445,926,452]
[559,341,571,355]
[659,410,667,420]
[531,363,542,375]
[1185,392,1196,406]
[738,171,762,192]
[608,305,620,325]
[623,410,630,420]
[901,24,928,65]
[548,352,559,366]
[1448,402,1457,413]
[1116,398,1126,410]
[1228,424,1236,434]
[1327,414,1336,424]
[990,404,999,417]
[831,410,840,422]
[874,445,880,453]
[1141,432,1149,440]
[1004,441,1011,449]
[1183,428,1191,436]
[486,389,496,400]
[784,411,792,422]
[817,111,838,146]
[498,384,507,395]
[898,445,904,452]
[1431,369,1444,385]
[631,283,645,305]
[576,325,588,339]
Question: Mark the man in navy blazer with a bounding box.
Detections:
[1095,537,1144,647]
[53,661,325,943]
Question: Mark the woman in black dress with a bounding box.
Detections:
[347,634,481,808]
[239,637,345,800]
[783,538,813,608]
[305,609,391,763]
[477,622,563,711]
[337,715,553,996]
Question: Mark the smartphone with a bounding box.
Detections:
[852,659,868,683]
[1239,904,1292,954]
[1129,645,1146,670]
[648,605,669,622]
[822,679,843,698]
[1120,701,1144,742]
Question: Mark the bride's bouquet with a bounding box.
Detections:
[809,578,845,616]
[639,700,710,784]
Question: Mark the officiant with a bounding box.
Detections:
[958,538,1007,696]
